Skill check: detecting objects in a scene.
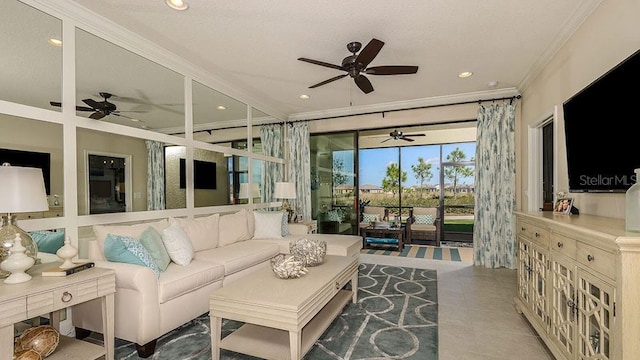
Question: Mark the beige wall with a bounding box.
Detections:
[519,0,640,218]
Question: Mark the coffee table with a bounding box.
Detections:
[362,225,405,251]
[209,255,358,360]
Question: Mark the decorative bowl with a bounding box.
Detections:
[289,238,327,267]
[14,325,59,357]
[270,254,308,279]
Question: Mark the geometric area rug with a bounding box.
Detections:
[110,263,438,359]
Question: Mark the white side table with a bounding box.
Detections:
[0,263,115,360]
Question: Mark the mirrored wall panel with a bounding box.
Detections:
[0,0,62,110]
[165,147,231,207]
[0,114,64,213]
[75,29,185,135]
[192,80,247,145]
[76,128,186,215]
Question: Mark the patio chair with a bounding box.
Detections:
[359,206,389,230]
[406,207,441,246]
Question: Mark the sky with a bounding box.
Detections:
[357,142,476,187]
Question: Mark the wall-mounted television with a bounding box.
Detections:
[179,159,217,189]
[563,48,640,193]
[0,148,51,195]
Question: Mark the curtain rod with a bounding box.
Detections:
[171,94,521,134]
[287,94,522,123]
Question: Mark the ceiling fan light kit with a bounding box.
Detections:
[298,38,418,94]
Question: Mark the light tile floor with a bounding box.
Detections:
[359,253,555,360]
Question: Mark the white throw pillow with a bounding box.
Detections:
[171,214,220,252]
[161,221,194,266]
[252,211,284,239]
[218,209,251,247]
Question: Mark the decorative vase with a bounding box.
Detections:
[0,215,38,277]
[270,254,308,279]
[1,234,35,284]
[56,236,78,269]
[289,238,327,267]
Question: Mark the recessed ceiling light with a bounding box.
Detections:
[216,105,226,110]
[458,71,473,78]
[166,0,188,10]
[487,81,499,87]
[47,38,62,47]
[130,118,140,122]
[299,94,310,100]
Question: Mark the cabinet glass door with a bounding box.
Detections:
[550,256,576,359]
[577,272,613,359]
[517,238,531,305]
[530,243,548,327]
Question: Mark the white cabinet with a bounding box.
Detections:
[514,211,640,360]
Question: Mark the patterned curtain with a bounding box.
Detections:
[288,122,311,220]
[260,124,284,202]
[145,140,165,210]
[473,102,517,268]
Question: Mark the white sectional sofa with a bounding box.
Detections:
[71,209,362,357]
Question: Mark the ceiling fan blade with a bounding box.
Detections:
[309,74,348,88]
[89,111,105,120]
[354,75,374,94]
[380,138,392,143]
[298,57,343,71]
[83,98,107,111]
[49,101,61,107]
[50,101,104,112]
[404,134,426,137]
[356,39,384,69]
[365,65,419,75]
[401,137,415,142]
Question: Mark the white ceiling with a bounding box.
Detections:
[6,0,602,124]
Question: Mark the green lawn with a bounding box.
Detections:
[443,219,474,233]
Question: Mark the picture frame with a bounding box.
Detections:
[554,198,574,215]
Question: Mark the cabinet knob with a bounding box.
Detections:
[335,281,340,290]
[521,226,526,231]
[557,242,563,248]
[587,254,595,262]
[534,232,540,238]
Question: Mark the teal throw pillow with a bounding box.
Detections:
[414,214,435,225]
[104,234,161,277]
[139,226,171,272]
[362,213,379,223]
[29,230,65,254]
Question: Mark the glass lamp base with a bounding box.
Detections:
[0,214,38,278]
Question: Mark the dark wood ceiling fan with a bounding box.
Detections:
[49,92,143,120]
[381,129,426,143]
[298,38,419,94]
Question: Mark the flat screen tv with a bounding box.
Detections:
[179,159,217,189]
[0,148,51,195]
[563,48,640,193]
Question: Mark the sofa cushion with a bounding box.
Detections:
[104,234,161,277]
[414,214,435,225]
[162,221,194,266]
[194,241,279,276]
[172,214,220,252]
[158,260,225,303]
[252,211,284,239]
[362,213,380,223]
[218,209,251,247]
[139,226,171,272]
[92,219,170,260]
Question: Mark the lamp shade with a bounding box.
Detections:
[0,165,49,213]
[273,182,296,199]
[238,183,260,199]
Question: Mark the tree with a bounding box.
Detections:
[411,157,433,198]
[381,162,407,195]
[332,158,348,187]
[443,147,474,195]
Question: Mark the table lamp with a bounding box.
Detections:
[0,164,49,278]
[274,181,296,222]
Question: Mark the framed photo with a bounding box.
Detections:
[554,198,574,215]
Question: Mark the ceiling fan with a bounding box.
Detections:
[49,92,142,120]
[381,129,426,143]
[298,38,418,94]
